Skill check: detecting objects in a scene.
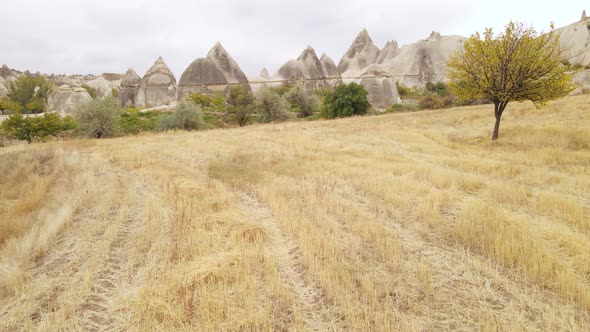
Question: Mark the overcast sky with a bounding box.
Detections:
[1,0,587,78]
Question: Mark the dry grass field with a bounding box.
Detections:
[1,95,589,331]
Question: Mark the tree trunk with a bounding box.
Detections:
[491,101,507,140]
[492,113,501,140]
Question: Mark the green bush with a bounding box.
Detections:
[284,85,320,118]
[186,93,212,107]
[386,103,420,112]
[321,82,371,118]
[425,81,450,96]
[120,109,161,134]
[256,88,290,123]
[396,82,412,97]
[0,113,70,143]
[271,82,294,96]
[73,96,121,138]
[154,113,176,131]
[174,102,204,130]
[82,84,98,99]
[0,98,22,114]
[227,85,255,127]
[418,95,455,110]
[6,74,52,113]
[155,102,204,131]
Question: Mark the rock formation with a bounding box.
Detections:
[47,85,92,115]
[84,74,122,98]
[376,41,400,64]
[119,68,142,107]
[178,43,250,99]
[554,11,590,67]
[0,65,15,79]
[338,29,381,77]
[571,69,590,95]
[136,57,177,107]
[276,46,327,81]
[359,31,466,87]
[259,68,271,80]
[350,77,401,108]
[320,54,341,79]
[0,76,8,98]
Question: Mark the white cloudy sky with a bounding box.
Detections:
[1,0,587,78]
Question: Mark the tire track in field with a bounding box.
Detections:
[235,191,341,331]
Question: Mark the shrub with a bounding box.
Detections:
[396,82,412,97]
[387,103,419,113]
[154,113,176,131]
[6,74,52,113]
[187,93,212,107]
[419,95,445,110]
[174,102,204,130]
[256,88,290,123]
[418,95,455,110]
[321,82,370,118]
[82,84,98,99]
[0,98,22,115]
[73,96,120,138]
[284,85,320,118]
[0,113,69,143]
[425,81,450,96]
[271,82,294,96]
[155,102,204,131]
[227,85,255,127]
[120,109,160,134]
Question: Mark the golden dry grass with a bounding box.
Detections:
[1,95,589,331]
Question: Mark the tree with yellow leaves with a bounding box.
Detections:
[447,22,575,140]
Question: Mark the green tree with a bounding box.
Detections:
[7,75,53,113]
[322,82,370,118]
[73,96,120,138]
[226,85,255,127]
[447,21,575,140]
[256,88,290,123]
[284,85,320,118]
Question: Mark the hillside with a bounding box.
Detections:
[1,96,589,330]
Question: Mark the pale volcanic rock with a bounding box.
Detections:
[119,68,142,107]
[47,84,92,115]
[259,68,271,80]
[555,11,590,66]
[272,46,343,93]
[338,29,381,77]
[376,41,400,64]
[276,47,342,82]
[0,76,7,98]
[320,54,341,79]
[249,68,272,84]
[84,73,122,98]
[571,69,590,95]
[357,77,401,108]
[136,57,177,107]
[0,65,14,79]
[178,43,249,99]
[362,31,466,87]
[206,42,249,84]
